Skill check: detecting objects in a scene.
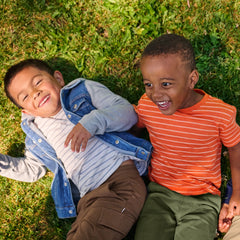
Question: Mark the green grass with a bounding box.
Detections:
[0,0,239,239]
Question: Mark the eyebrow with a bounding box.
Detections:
[159,77,175,80]
[17,73,43,101]
[142,77,175,81]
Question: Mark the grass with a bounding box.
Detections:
[0,0,239,239]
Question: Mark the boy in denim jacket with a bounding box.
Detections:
[1,59,152,240]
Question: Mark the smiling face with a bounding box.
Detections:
[8,66,65,117]
[140,54,200,115]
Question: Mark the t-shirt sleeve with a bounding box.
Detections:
[134,101,146,129]
[220,106,240,147]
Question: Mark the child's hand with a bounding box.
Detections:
[218,203,232,233]
[64,123,91,152]
[226,191,240,220]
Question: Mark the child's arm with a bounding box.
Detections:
[65,80,138,152]
[0,149,47,182]
[81,80,138,134]
[226,141,240,217]
[218,203,232,232]
[218,180,233,232]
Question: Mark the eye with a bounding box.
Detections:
[35,79,42,85]
[162,82,171,87]
[22,94,28,102]
[144,82,152,88]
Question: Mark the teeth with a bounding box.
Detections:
[39,96,49,107]
[159,101,168,106]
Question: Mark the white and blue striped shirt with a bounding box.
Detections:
[35,108,135,197]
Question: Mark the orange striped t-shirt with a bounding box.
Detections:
[135,89,240,196]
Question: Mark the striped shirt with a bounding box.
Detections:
[35,108,132,198]
[135,89,240,196]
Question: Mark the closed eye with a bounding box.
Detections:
[22,94,28,102]
[35,79,42,85]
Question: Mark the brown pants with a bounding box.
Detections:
[67,161,147,240]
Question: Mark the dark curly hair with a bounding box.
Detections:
[141,34,196,71]
[4,59,54,108]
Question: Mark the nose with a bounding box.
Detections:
[152,86,163,99]
[31,89,40,99]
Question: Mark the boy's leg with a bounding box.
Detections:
[174,193,220,240]
[135,182,221,240]
[223,216,240,240]
[66,161,147,240]
[134,182,177,240]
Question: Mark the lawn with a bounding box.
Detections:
[0,0,239,239]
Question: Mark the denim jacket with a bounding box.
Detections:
[21,78,152,219]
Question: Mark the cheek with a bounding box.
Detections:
[145,90,154,102]
[145,88,151,96]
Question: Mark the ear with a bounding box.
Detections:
[22,109,32,115]
[188,70,199,89]
[53,71,65,87]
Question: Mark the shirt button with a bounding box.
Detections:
[69,210,73,214]
[38,139,42,143]
[115,140,119,144]
[68,114,71,118]
[64,182,67,186]
[74,104,77,109]
[141,151,145,155]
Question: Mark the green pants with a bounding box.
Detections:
[135,182,221,240]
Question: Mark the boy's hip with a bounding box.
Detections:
[147,181,221,213]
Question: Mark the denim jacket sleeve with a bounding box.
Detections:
[79,80,138,136]
[0,149,47,182]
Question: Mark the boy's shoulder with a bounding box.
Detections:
[63,78,86,89]
[137,93,154,105]
[206,92,236,112]
[63,78,104,91]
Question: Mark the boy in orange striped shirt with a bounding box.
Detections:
[134,34,240,240]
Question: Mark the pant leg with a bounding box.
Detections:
[174,193,220,240]
[135,182,220,240]
[67,162,147,240]
[135,182,177,240]
[223,216,240,240]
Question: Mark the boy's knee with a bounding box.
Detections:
[67,220,94,240]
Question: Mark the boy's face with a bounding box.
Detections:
[8,66,65,117]
[140,54,199,115]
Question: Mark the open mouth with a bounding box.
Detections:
[156,100,170,110]
[39,95,50,108]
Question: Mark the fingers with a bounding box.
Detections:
[64,131,72,148]
[218,203,232,233]
[219,219,231,233]
[65,134,85,152]
[64,124,91,152]
[70,136,88,153]
[219,214,232,233]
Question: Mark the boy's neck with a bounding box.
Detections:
[190,89,204,107]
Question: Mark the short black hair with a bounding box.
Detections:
[141,34,196,71]
[4,59,54,107]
